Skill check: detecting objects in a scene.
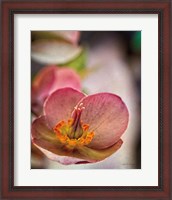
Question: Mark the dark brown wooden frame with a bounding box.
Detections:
[1,0,171,199]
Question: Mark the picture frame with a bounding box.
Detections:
[1,0,171,199]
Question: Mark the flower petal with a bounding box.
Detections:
[54,31,80,44]
[32,116,95,164]
[44,88,85,128]
[32,116,77,157]
[53,67,81,91]
[31,66,57,115]
[36,147,87,165]
[79,93,129,149]
[31,40,82,64]
[31,66,81,116]
[78,139,123,161]
[32,31,80,44]
[32,116,60,144]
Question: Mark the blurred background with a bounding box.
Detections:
[31,31,141,169]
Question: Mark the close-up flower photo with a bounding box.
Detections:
[31,31,141,169]
[2,1,171,199]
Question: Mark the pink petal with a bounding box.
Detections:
[32,116,58,143]
[31,116,95,164]
[56,31,80,44]
[36,147,87,165]
[44,88,85,128]
[31,66,57,115]
[78,139,123,161]
[51,67,81,92]
[32,66,81,116]
[79,93,129,149]
[32,66,57,100]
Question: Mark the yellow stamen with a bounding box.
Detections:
[67,139,77,146]
[54,120,65,130]
[67,118,73,126]
[53,120,94,148]
[82,124,90,131]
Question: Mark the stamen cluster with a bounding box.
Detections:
[53,103,94,148]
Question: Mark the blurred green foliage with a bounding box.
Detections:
[132,32,141,52]
[59,49,87,72]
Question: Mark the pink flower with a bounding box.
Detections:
[32,31,80,45]
[31,66,81,116]
[32,88,129,165]
[54,31,80,44]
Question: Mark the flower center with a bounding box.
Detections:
[53,103,94,148]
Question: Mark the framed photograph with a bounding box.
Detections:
[1,0,171,199]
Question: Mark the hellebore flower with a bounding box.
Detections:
[32,88,129,165]
[56,31,80,44]
[32,31,80,45]
[31,66,81,116]
[31,40,82,65]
